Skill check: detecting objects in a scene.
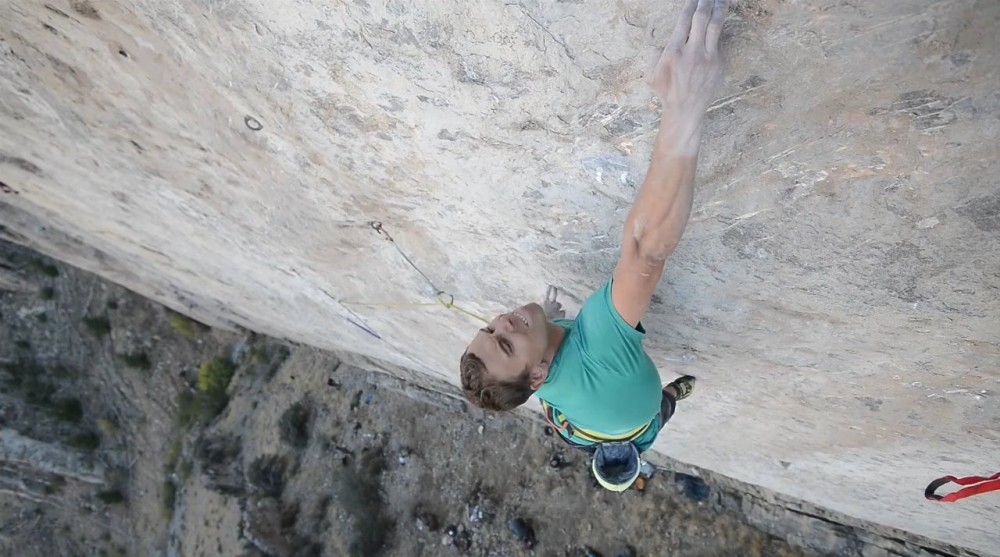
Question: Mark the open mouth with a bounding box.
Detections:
[512,311,529,328]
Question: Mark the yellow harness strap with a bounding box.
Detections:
[541,401,650,444]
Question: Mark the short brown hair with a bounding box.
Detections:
[460,351,533,411]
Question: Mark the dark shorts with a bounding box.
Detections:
[657,388,678,429]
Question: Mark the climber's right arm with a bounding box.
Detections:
[611,0,728,328]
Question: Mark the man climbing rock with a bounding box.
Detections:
[460,0,729,491]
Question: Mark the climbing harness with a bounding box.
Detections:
[541,400,652,492]
[541,400,650,445]
[925,471,1000,503]
[341,222,489,325]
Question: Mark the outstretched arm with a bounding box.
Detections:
[612,0,728,327]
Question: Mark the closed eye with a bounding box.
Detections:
[481,328,513,356]
[500,338,514,356]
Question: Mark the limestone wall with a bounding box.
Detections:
[1,0,997,553]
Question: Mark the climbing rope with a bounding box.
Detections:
[343,292,489,325]
[341,222,489,325]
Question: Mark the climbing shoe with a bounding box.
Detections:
[666,375,696,401]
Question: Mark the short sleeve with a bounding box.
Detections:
[577,280,645,339]
[574,281,648,370]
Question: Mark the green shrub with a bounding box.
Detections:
[35,313,48,323]
[176,390,227,429]
[23,378,56,404]
[175,391,196,429]
[96,490,125,505]
[67,432,100,451]
[14,340,30,350]
[198,358,235,396]
[39,286,55,300]
[9,362,55,402]
[162,481,177,520]
[52,398,84,422]
[1,361,30,384]
[120,352,151,370]
[44,476,67,495]
[52,365,73,378]
[279,401,312,449]
[96,418,119,436]
[252,344,291,380]
[250,346,268,363]
[201,393,228,422]
[169,314,210,337]
[82,316,111,337]
[178,460,193,481]
[247,455,289,497]
[164,440,182,472]
[30,259,59,277]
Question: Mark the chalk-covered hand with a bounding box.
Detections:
[647,0,728,121]
[542,285,565,320]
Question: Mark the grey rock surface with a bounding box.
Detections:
[1,0,998,553]
[0,428,104,484]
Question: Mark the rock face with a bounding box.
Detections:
[0,429,104,484]
[1,0,998,553]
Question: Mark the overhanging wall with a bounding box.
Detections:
[1,0,998,553]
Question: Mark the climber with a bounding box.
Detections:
[460,0,729,491]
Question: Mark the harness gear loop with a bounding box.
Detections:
[925,472,1000,503]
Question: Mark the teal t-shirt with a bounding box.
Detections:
[536,280,664,452]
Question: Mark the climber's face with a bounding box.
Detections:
[466,302,551,387]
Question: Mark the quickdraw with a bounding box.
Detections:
[925,471,1000,503]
